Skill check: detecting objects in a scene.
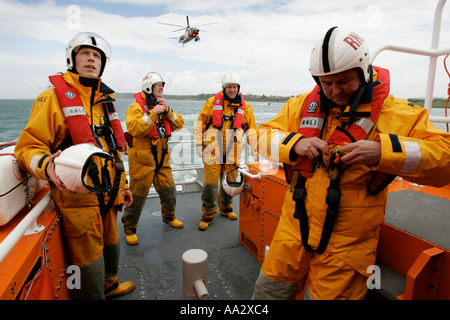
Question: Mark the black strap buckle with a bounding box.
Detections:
[293,185,306,202]
[325,188,341,217]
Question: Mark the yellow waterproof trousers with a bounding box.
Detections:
[253,198,369,300]
[122,142,177,234]
[52,189,121,299]
[201,162,238,220]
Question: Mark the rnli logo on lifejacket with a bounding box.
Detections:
[65,91,76,100]
[216,99,221,104]
[300,117,324,129]
[307,100,319,113]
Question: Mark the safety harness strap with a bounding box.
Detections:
[293,172,341,254]
[151,143,168,174]
[292,175,313,252]
[89,149,124,216]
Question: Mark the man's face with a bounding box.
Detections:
[74,47,102,78]
[152,82,164,98]
[318,68,362,106]
[224,83,239,100]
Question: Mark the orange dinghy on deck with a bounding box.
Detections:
[0,142,71,300]
[0,184,71,300]
[239,162,450,300]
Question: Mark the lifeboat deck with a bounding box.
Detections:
[113,178,450,301]
[113,191,261,300]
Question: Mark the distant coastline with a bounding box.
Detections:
[0,95,446,107]
[113,92,295,103]
[113,92,448,107]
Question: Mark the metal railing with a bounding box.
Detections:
[0,191,51,263]
[370,0,450,125]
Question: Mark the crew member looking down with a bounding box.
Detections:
[253,27,450,300]
[122,72,184,246]
[14,32,135,299]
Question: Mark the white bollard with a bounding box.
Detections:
[182,249,209,300]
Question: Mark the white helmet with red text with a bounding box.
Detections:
[142,72,165,93]
[65,32,111,77]
[310,27,371,83]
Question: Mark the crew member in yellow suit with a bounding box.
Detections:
[122,72,184,245]
[15,32,135,299]
[253,27,450,300]
[194,72,259,231]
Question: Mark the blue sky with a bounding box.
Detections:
[1,0,450,100]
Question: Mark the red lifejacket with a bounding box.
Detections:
[212,91,246,129]
[291,66,390,179]
[49,74,127,151]
[134,92,172,139]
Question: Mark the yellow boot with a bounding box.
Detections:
[125,233,138,245]
[199,220,211,230]
[199,216,214,231]
[199,209,216,231]
[221,208,238,220]
[122,216,139,245]
[104,276,136,299]
[167,218,184,228]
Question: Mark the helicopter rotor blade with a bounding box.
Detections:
[172,27,187,32]
[196,22,219,27]
[157,22,186,28]
[186,15,190,27]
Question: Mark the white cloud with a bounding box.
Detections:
[0,0,449,100]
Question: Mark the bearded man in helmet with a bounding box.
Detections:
[121,72,184,245]
[194,72,259,231]
[253,27,450,300]
[15,32,135,299]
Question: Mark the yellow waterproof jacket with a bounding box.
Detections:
[259,69,450,275]
[15,71,128,210]
[125,92,184,180]
[194,92,258,164]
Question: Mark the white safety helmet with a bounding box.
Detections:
[221,71,241,89]
[310,27,371,83]
[65,32,111,77]
[222,169,244,196]
[54,143,113,194]
[142,72,165,94]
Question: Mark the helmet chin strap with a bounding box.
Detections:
[144,92,157,106]
[346,82,367,122]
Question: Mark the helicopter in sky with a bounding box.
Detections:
[158,15,218,45]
